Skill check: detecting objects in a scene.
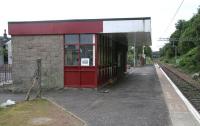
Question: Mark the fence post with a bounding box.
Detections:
[36,58,42,98]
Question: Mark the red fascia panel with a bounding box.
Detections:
[8,21,103,35]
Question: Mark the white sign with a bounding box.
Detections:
[81,58,89,66]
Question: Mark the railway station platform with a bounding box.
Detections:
[43,65,200,126]
[155,64,200,126]
[0,65,200,126]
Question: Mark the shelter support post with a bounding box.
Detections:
[134,45,136,67]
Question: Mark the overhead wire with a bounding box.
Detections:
[160,0,185,38]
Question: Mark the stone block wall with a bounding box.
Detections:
[11,35,64,91]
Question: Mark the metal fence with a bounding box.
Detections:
[0,64,12,86]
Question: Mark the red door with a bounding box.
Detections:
[64,66,80,87]
[64,34,97,88]
[64,66,97,88]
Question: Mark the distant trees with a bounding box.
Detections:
[160,6,200,72]
[144,46,152,58]
[159,43,174,58]
[127,46,134,65]
[160,6,200,56]
[127,45,152,65]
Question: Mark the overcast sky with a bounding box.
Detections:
[0,0,199,51]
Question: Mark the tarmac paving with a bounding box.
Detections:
[46,65,172,126]
[0,92,24,103]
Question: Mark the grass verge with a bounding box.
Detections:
[0,99,85,126]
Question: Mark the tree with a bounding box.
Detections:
[178,27,196,54]
[175,20,188,31]
[159,43,174,58]
[127,46,134,65]
[160,5,200,57]
[144,46,152,58]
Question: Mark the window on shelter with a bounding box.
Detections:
[65,45,79,66]
[80,34,93,44]
[64,34,95,66]
[65,35,79,44]
[80,45,94,66]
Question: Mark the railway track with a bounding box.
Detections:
[158,63,200,113]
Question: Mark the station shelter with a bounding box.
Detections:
[8,17,151,90]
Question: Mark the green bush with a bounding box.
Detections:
[164,59,169,63]
[178,47,200,73]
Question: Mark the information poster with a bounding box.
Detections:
[81,58,89,66]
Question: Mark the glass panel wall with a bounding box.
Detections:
[80,45,93,66]
[80,34,93,44]
[65,45,79,66]
[65,35,79,44]
[64,34,95,66]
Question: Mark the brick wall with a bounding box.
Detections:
[12,35,64,91]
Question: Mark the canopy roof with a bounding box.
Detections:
[8,17,151,46]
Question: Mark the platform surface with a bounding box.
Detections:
[1,65,199,126]
[155,64,200,126]
[46,65,171,126]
